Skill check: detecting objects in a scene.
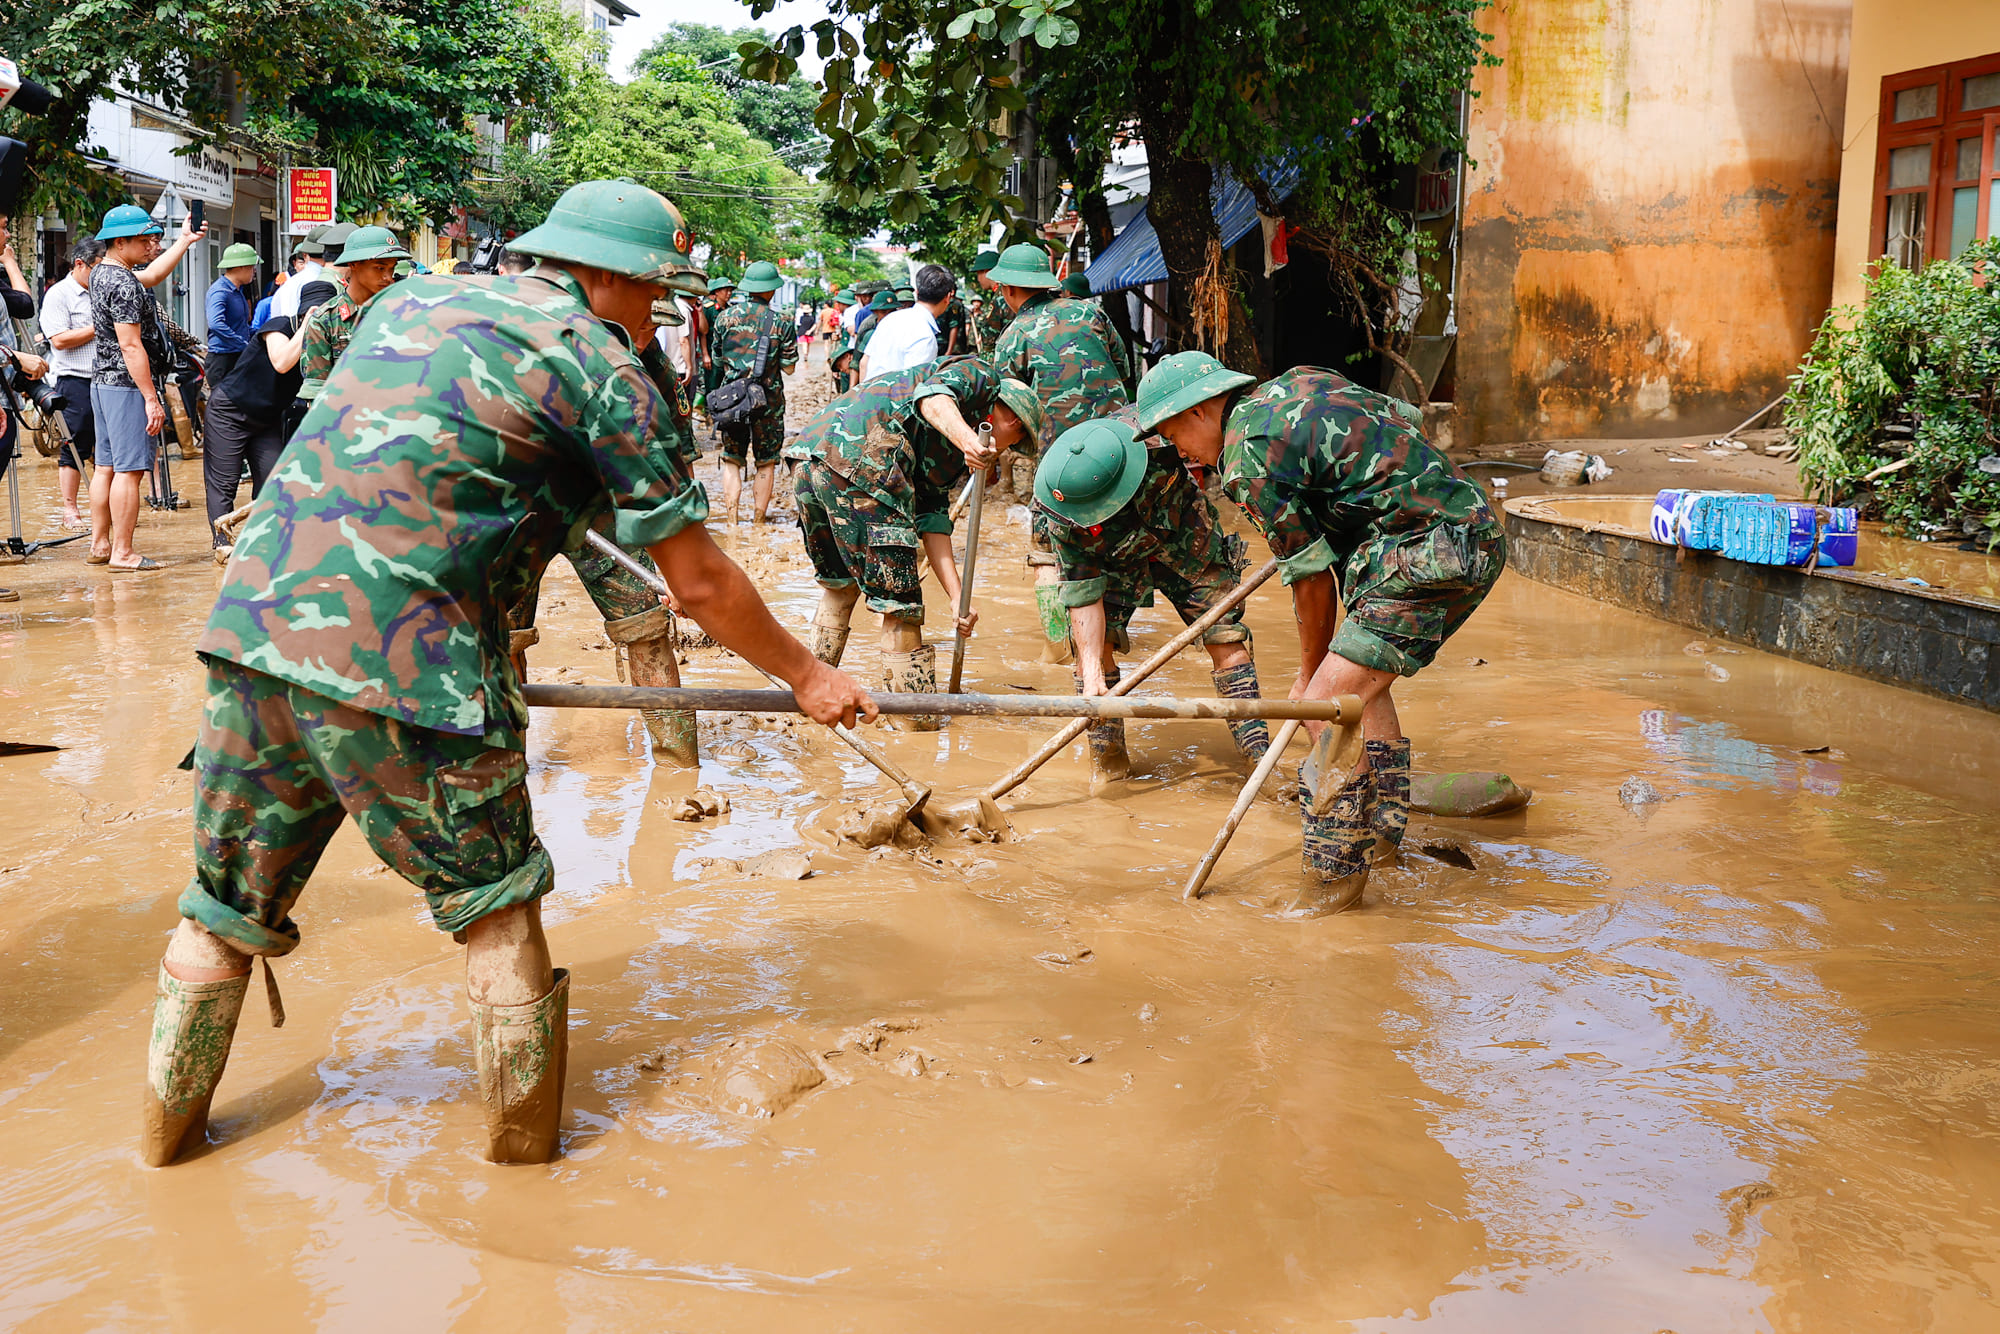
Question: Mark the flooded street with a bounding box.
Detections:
[3,376,2000,1331]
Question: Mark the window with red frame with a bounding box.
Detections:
[1872,52,2000,267]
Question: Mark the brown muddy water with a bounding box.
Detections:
[4,410,2000,1330]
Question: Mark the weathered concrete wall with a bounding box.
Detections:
[1829,3,2000,311]
[1460,0,1851,446]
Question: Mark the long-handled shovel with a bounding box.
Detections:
[582,530,932,820]
[946,428,993,694]
[979,559,1279,804]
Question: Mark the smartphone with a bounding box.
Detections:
[190,200,205,232]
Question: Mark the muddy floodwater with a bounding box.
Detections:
[4,424,2000,1331]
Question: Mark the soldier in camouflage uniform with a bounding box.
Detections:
[707,259,797,524]
[990,242,1137,644]
[851,288,895,365]
[699,274,735,398]
[970,249,1013,353]
[291,226,411,405]
[826,288,856,394]
[935,287,970,357]
[141,180,875,1171]
[1139,353,1504,914]
[1035,411,1269,783]
[788,356,1046,725]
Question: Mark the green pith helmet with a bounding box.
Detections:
[394,260,414,277]
[1035,418,1147,526]
[219,242,260,270]
[707,274,736,295]
[868,290,896,312]
[830,289,853,307]
[317,222,359,262]
[1133,351,1257,431]
[995,377,1048,450]
[97,204,163,241]
[650,295,686,327]
[971,249,1000,274]
[508,180,706,295]
[337,226,412,265]
[989,242,1057,289]
[1062,271,1093,297]
[894,284,914,299]
[739,259,783,293]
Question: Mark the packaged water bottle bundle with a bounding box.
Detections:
[1650,491,1857,567]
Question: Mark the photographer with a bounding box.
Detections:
[38,236,104,529]
[87,203,205,572]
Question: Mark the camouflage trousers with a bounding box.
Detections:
[180,659,553,957]
[1333,520,1507,676]
[509,524,661,632]
[793,458,926,623]
[719,403,785,467]
[1102,547,1253,654]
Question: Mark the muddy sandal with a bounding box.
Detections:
[110,557,163,572]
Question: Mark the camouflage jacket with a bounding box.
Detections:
[711,298,797,387]
[296,274,363,403]
[794,354,1001,535]
[973,289,1014,353]
[852,310,884,360]
[198,269,708,748]
[935,295,971,357]
[638,339,698,466]
[993,290,1134,440]
[1221,367,1491,587]
[1043,427,1237,611]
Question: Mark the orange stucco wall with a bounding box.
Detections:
[1828,2,2000,310]
[1458,0,1851,445]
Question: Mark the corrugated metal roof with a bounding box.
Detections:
[1084,160,1302,296]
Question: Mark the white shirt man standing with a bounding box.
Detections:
[38,237,106,528]
[269,229,327,319]
[858,264,956,383]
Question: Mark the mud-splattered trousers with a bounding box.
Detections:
[181,659,551,957]
[793,460,927,623]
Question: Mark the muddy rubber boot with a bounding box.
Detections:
[1363,738,1412,864]
[470,967,570,1165]
[883,644,941,731]
[1296,770,1372,915]
[810,619,852,667]
[1032,563,1072,666]
[140,966,251,1166]
[605,607,698,767]
[1210,662,1269,764]
[1078,668,1130,784]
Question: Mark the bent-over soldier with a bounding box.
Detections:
[145,181,874,1170]
[707,260,797,523]
[790,356,1045,726]
[991,241,1137,638]
[1034,412,1269,783]
[1138,353,1504,913]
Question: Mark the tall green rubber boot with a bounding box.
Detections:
[1077,667,1130,784]
[1363,738,1412,864]
[1210,661,1269,763]
[882,644,941,731]
[470,968,570,1165]
[1296,770,1372,915]
[141,967,251,1166]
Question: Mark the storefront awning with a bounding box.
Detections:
[1084,160,1302,296]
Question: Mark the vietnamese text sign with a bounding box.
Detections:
[286,168,337,231]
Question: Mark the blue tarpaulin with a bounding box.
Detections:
[1084,160,1303,296]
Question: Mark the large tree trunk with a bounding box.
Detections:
[1136,105,1264,375]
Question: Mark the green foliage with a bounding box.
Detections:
[633,24,824,173]
[741,0,1057,230]
[0,0,388,224]
[1787,242,2000,548]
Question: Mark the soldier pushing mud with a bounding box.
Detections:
[1138,353,1505,913]
[142,181,875,1169]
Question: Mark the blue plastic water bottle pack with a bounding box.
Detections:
[1650,490,1856,567]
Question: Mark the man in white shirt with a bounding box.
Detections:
[37,237,106,528]
[858,264,956,383]
[269,228,328,319]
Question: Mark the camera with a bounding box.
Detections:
[0,357,65,417]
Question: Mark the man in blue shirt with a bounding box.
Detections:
[203,242,260,388]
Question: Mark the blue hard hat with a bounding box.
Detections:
[97,204,164,241]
